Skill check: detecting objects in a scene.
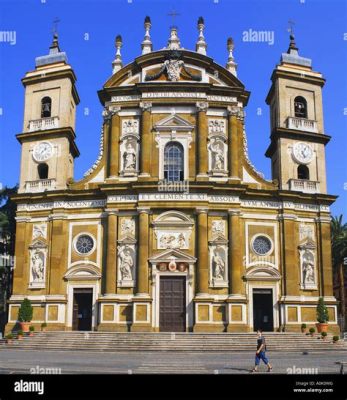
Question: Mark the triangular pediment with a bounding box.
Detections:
[149,248,196,263]
[154,114,194,131]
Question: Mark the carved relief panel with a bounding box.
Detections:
[298,224,317,290]
[117,217,137,288]
[28,240,47,289]
[209,220,228,288]
[119,119,139,177]
[208,119,228,176]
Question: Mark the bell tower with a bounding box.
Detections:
[17,33,80,193]
[265,34,330,194]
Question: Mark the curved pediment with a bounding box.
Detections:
[153,210,194,227]
[103,49,246,90]
[245,265,281,281]
[64,264,101,281]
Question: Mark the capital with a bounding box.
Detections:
[195,207,208,214]
[137,206,151,214]
[140,102,152,112]
[102,106,121,122]
[196,102,208,112]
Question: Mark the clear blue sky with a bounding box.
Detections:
[0,0,346,217]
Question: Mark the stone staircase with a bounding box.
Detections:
[1,332,346,352]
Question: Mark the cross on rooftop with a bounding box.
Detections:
[168,9,180,27]
[52,17,60,35]
[287,19,295,35]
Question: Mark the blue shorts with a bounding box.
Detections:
[255,351,269,366]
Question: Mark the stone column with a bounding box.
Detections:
[196,208,209,295]
[317,216,334,297]
[228,210,242,294]
[48,214,67,294]
[227,107,239,179]
[280,214,300,296]
[105,211,118,294]
[137,207,150,295]
[196,102,208,178]
[109,111,121,178]
[12,217,30,294]
[139,102,152,177]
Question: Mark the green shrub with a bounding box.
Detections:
[41,322,47,328]
[309,328,315,334]
[17,330,23,336]
[301,323,307,329]
[333,336,339,342]
[6,333,13,340]
[316,297,329,323]
[321,331,327,337]
[29,326,35,332]
[18,298,33,322]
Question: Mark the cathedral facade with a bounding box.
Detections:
[7,18,339,333]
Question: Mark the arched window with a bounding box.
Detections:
[164,142,184,182]
[294,96,307,118]
[41,97,52,118]
[38,163,49,180]
[297,164,309,180]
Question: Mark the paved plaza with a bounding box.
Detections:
[0,349,345,374]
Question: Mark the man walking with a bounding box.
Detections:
[252,329,272,372]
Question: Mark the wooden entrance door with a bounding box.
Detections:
[253,289,274,332]
[159,276,186,332]
[72,288,93,331]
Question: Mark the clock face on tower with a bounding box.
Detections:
[292,142,313,164]
[33,142,53,162]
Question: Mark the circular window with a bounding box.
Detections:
[74,234,95,255]
[252,235,273,256]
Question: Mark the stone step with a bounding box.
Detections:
[2,332,345,352]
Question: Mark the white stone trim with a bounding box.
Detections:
[284,304,337,324]
[17,197,330,213]
[245,221,279,269]
[228,303,247,324]
[66,283,99,329]
[133,302,151,324]
[151,264,194,331]
[68,221,102,269]
[151,106,195,114]
[246,281,280,331]
[45,304,65,323]
[100,303,117,323]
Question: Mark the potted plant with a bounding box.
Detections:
[41,322,47,332]
[6,333,13,344]
[321,331,328,341]
[316,297,329,333]
[29,326,35,337]
[17,330,24,340]
[18,298,33,333]
[333,336,339,343]
[309,327,315,337]
[301,323,307,333]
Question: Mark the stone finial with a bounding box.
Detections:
[167,26,181,50]
[49,32,60,53]
[112,35,123,74]
[226,37,237,77]
[142,16,153,55]
[196,16,207,55]
[287,33,299,56]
